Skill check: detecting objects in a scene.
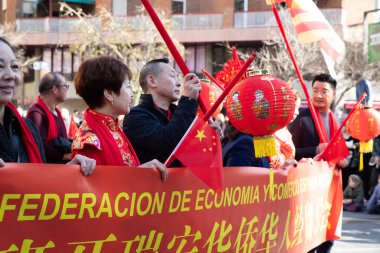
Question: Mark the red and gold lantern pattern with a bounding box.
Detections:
[226,73,296,157]
[346,107,380,170]
[197,80,223,118]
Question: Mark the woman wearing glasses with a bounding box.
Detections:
[27,72,72,164]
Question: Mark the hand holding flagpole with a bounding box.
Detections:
[164,53,256,167]
[140,0,208,114]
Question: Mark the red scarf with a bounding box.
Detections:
[316,110,338,142]
[33,96,67,142]
[83,109,140,166]
[5,103,43,163]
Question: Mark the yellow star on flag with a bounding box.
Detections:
[195,129,206,142]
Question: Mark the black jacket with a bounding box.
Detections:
[123,94,198,166]
[0,107,46,163]
[222,133,270,168]
[288,108,320,160]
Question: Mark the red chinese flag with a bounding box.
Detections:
[321,132,350,165]
[68,115,78,139]
[172,117,224,192]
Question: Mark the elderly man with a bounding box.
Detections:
[27,72,71,163]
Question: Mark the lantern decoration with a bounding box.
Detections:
[345,107,380,170]
[215,47,245,87]
[226,70,296,158]
[197,80,223,118]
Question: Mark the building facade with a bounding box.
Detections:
[0,0,379,111]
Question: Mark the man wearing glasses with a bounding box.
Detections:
[27,72,72,163]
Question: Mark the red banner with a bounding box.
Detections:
[0,162,342,252]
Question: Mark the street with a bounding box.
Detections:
[333,211,380,253]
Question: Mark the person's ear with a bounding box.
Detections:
[146,75,157,89]
[103,90,114,105]
[52,86,59,95]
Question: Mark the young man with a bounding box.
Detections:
[123,59,204,166]
[288,73,347,253]
[27,72,72,163]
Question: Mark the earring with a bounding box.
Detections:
[111,99,114,105]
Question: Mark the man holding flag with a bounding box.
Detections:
[123,58,222,167]
[288,74,349,253]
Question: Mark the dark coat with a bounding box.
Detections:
[288,108,320,161]
[123,94,198,166]
[222,133,270,168]
[0,106,45,163]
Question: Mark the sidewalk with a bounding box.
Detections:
[332,211,380,253]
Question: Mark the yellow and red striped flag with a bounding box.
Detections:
[267,0,345,76]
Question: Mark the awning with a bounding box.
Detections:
[61,0,95,4]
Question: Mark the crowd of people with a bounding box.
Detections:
[1,36,379,252]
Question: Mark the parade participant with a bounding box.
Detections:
[72,56,167,181]
[27,72,72,163]
[288,73,348,253]
[0,37,95,176]
[271,91,301,169]
[222,122,270,168]
[123,58,221,167]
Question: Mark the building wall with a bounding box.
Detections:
[1,0,16,23]
[343,0,377,26]
[317,0,342,8]
[95,0,112,13]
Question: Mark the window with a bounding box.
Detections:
[234,0,244,12]
[185,45,206,75]
[112,0,127,16]
[172,0,186,14]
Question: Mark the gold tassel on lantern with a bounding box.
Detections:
[253,135,277,158]
[359,139,373,171]
[269,167,275,201]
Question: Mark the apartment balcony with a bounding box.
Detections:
[234,8,345,28]
[16,13,224,34]
[171,13,224,30]
[16,8,345,45]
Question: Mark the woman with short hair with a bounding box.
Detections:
[72,56,167,181]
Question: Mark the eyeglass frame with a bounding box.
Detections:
[54,83,70,90]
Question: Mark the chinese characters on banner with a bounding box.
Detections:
[0,162,342,252]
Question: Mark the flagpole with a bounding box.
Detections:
[317,93,366,161]
[165,53,256,167]
[202,52,256,122]
[140,0,207,114]
[271,3,327,143]
[202,69,225,90]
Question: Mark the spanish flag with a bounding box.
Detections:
[268,0,345,76]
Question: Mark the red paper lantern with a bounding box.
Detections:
[197,80,223,118]
[345,107,380,170]
[226,72,296,157]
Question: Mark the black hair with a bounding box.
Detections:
[139,58,170,93]
[312,73,337,91]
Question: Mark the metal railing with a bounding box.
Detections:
[234,8,345,28]
[171,13,224,30]
[16,9,344,33]
[16,17,100,33]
